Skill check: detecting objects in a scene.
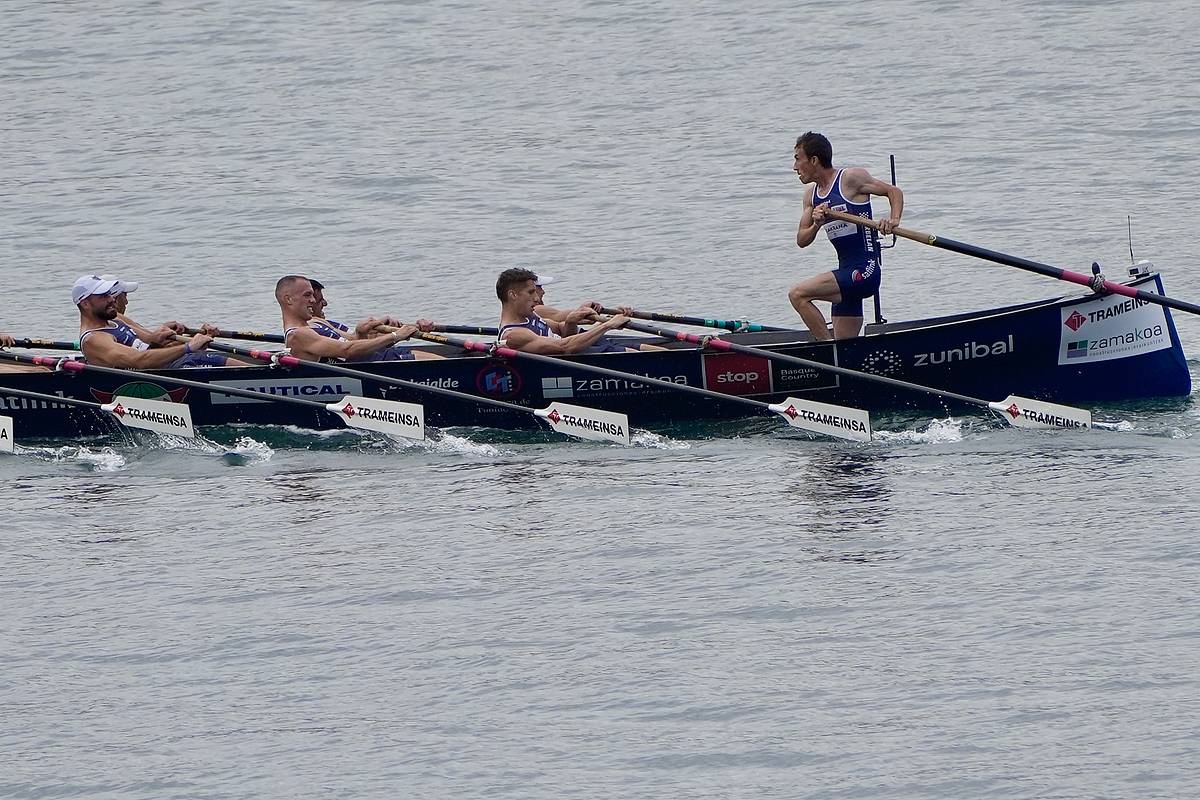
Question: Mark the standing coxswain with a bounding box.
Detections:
[74,275,246,369]
[275,275,443,362]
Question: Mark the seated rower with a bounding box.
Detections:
[73,275,243,369]
[495,267,642,354]
[275,275,442,362]
[95,273,189,347]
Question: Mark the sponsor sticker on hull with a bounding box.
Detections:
[210,377,365,405]
[1058,293,1170,365]
[1,415,12,453]
[702,352,773,395]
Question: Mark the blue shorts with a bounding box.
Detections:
[169,351,229,368]
[363,345,416,362]
[830,261,881,317]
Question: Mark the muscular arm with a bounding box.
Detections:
[286,326,409,361]
[841,168,904,232]
[82,334,193,369]
[502,317,628,355]
[796,185,821,248]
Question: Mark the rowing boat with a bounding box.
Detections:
[0,270,1189,439]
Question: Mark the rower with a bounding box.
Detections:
[95,273,195,348]
[276,275,442,362]
[495,268,638,354]
[73,275,242,369]
[306,278,351,335]
[529,273,635,325]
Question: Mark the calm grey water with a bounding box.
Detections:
[3,2,1200,798]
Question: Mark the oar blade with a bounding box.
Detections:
[767,397,873,442]
[100,396,196,438]
[326,396,425,441]
[988,395,1092,430]
[535,402,631,445]
[1,415,13,453]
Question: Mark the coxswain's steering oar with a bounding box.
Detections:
[192,339,632,445]
[824,209,1200,318]
[408,330,873,442]
[0,384,196,446]
[0,351,425,441]
[616,320,1103,431]
[597,308,793,333]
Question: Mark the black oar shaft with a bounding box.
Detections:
[184,327,285,343]
[413,332,771,412]
[202,341,537,416]
[598,308,792,333]
[0,352,330,411]
[621,320,990,411]
[0,385,107,412]
[11,339,80,350]
[824,209,1200,317]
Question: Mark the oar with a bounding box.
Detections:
[596,308,793,333]
[615,319,1100,431]
[0,384,196,446]
[824,209,1200,317]
[190,339,633,445]
[183,326,285,343]
[407,330,874,442]
[0,352,425,441]
[8,338,81,350]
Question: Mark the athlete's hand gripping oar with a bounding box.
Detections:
[616,319,1104,431]
[823,209,1200,318]
[408,330,874,442]
[191,338,633,445]
[0,351,425,441]
[0,384,196,447]
[596,307,793,333]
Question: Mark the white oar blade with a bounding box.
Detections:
[767,397,873,442]
[535,402,631,445]
[101,396,195,438]
[327,396,425,441]
[1,415,13,453]
[988,395,1092,430]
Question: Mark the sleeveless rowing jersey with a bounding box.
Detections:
[813,169,880,269]
[284,320,415,361]
[79,320,150,351]
[497,314,559,342]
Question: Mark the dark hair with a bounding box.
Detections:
[496,267,537,301]
[795,131,833,169]
[309,278,325,291]
[274,275,310,302]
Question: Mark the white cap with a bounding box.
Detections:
[97,274,139,296]
[72,274,138,305]
[535,274,555,287]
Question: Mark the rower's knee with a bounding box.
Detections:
[788,284,811,306]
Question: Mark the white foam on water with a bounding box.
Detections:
[15,444,129,471]
[378,430,503,457]
[874,417,967,445]
[221,436,275,463]
[631,429,690,450]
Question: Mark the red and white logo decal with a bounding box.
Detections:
[1064,311,1087,331]
[702,352,772,395]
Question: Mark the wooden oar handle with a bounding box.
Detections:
[823,208,935,246]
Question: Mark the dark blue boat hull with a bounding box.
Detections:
[1,275,1190,438]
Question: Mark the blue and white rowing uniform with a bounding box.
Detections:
[285,318,415,362]
[80,320,227,368]
[497,314,626,353]
[813,168,881,317]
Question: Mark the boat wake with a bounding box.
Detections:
[874,417,967,445]
[14,444,129,471]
